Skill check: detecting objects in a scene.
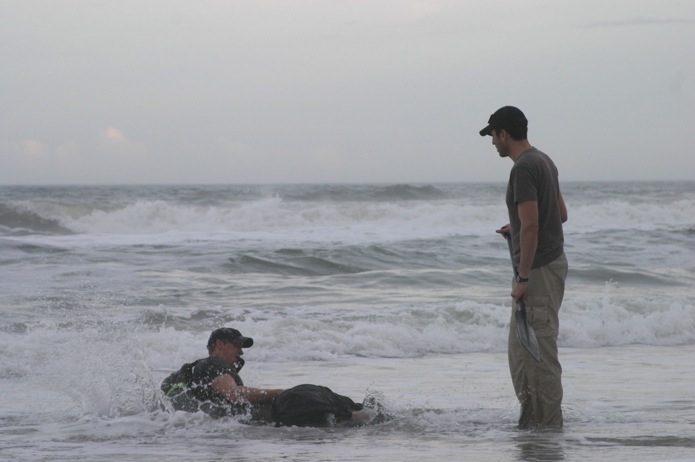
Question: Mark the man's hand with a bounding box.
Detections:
[511,281,528,304]
[496,224,511,238]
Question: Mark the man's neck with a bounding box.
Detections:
[508,140,533,162]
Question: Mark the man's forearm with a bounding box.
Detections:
[225,386,284,404]
[212,374,284,404]
[518,224,538,278]
[517,201,539,278]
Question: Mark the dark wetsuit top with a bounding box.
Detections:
[161,356,249,418]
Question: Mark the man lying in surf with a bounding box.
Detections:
[161,327,386,426]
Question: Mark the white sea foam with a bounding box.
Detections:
[8,185,691,242]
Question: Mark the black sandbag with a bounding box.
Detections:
[271,384,363,427]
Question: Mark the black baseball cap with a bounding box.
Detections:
[479,106,527,136]
[207,328,254,348]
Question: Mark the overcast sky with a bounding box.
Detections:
[1,0,693,185]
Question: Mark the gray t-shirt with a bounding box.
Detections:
[506,147,564,269]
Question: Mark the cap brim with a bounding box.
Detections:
[479,124,493,136]
[239,336,253,348]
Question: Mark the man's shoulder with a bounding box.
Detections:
[192,356,233,375]
[194,356,227,367]
[514,148,557,175]
[518,147,549,162]
[161,358,210,394]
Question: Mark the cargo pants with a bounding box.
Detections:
[508,252,568,429]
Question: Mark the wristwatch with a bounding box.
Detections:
[516,276,529,283]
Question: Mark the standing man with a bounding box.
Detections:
[479,106,568,429]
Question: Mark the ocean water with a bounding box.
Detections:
[0,181,693,461]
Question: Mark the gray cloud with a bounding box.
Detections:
[1,1,693,185]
